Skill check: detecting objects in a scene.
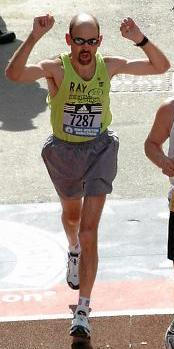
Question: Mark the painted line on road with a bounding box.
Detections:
[1,307,174,323]
[110,71,173,93]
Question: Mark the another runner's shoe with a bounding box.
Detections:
[165,320,174,349]
[70,310,91,338]
[66,252,80,290]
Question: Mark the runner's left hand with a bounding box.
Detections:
[120,17,144,44]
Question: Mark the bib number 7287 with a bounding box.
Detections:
[70,114,95,127]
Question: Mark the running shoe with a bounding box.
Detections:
[70,310,91,338]
[66,252,80,290]
[165,320,174,349]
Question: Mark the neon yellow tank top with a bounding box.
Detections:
[47,52,112,142]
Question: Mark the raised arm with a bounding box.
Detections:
[5,14,55,82]
[144,99,174,177]
[105,17,170,78]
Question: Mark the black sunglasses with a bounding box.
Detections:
[71,36,99,46]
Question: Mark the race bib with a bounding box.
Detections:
[63,103,102,137]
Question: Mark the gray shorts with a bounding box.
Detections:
[41,129,119,199]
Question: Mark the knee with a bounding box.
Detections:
[62,210,80,227]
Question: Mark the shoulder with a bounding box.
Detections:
[145,98,174,144]
[40,56,63,71]
[103,55,127,78]
[156,98,174,120]
[40,56,64,81]
[154,98,174,134]
[103,56,127,64]
[160,97,174,109]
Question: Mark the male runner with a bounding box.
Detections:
[144,98,174,349]
[6,13,170,339]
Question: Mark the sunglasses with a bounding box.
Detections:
[71,36,99,46]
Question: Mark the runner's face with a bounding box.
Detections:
[70,22,101,65]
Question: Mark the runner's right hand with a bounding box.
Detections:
[32,14,55,40]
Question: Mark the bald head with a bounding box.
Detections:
[69,13,100,37]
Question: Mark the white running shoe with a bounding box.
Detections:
[165,320,174,349]
[70,310,91,338]
[66,252,80,290]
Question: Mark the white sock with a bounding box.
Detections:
[69,240,81,255]
[76,296,90,315]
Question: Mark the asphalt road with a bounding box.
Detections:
[0,0,174,204]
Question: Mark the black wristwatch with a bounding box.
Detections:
[135,36,149,47]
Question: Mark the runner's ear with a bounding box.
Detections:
[65,33,71,46]
[98,35,103,46]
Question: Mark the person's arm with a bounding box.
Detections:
[106,17,170,78]
[5,14,55,82]
[144,99,174,177]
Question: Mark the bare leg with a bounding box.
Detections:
[79,195,106,298]
[70,195,106,338]
[59,196,82,247]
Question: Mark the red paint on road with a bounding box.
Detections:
[0,279,174,318]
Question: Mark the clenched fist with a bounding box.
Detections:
[32,14,55,40]
[120,17,144,44]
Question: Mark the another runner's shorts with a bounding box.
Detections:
[41,129,119,199]
[168,211,174,260]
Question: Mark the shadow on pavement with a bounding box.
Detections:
[72,337,93,349]
[0,37,47,131]
[71,342,93,349]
